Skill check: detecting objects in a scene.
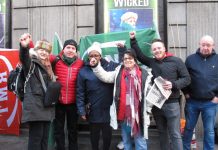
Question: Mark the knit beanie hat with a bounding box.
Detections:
[34,40,52,54]
[63,39,78,50]
[87,42,102,55]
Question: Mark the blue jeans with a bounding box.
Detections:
[183,98,217,150]
[152,101,183,150]
[121,122,147,150]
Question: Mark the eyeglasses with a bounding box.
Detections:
[123,57,134,61]
[88,54,100,58]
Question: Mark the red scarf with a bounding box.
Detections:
[118,65,142,136]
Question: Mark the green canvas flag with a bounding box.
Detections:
[48,34,62,149]
[52,32,63,55]
[78,28,158,62]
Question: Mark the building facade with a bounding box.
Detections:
[9,0,218,138]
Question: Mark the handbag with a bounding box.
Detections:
[38,68,61,107]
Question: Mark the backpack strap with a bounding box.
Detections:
[52,55,61,71]
[24,62,35,93]
[38,68,47,92]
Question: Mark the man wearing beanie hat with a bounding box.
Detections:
[76,42,126,150]
[50,39,83,150]
[63,39,78,51]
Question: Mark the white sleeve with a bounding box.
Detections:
[92,64,118,83]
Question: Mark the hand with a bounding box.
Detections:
[89,57,99,67]
[162,80,172,90]
[185,94,190,99]
[81,115,87,120]
[212,96,218,103]
[116,42,125,48]
[129,31,136,39]
[20,33,32,48]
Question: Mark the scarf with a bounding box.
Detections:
[40,58,54,80]
[118,65,142,137]
[62,54,76,66]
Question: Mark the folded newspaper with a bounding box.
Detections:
[146,76,172,108]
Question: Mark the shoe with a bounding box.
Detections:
[117,141,124,150]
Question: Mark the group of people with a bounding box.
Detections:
[18,31,218,150]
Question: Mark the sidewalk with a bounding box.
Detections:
[0,128,217,150]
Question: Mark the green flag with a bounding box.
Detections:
[78,28,158,62]
[48,33,62,149]
[52,32,63,55]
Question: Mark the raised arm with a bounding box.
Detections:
[116,43,127,63]
[129,31,153,67]
[92,63,118,83]
[19,33,33,75]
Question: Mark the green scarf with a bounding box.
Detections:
[62,54,76,66]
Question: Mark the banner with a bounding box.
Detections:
[79,29,158,62]
[104,0,158,32]
[0,49,22,135]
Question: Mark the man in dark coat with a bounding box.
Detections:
[76,42,125,150]
[129,31,191,150]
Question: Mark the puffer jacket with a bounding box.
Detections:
[92,64,153,139]
[50,51,84,104]
[19,45,54,123]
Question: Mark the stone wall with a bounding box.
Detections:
[12,0,95,48]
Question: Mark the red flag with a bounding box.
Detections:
[0,49,22,135]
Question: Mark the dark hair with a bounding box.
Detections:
[151,39,167,52]
[151,39,164,44]
[63,39,78,51]
[123,48,137,62]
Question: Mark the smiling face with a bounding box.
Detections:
[88,50,101,67]
[199,35,214,57]
[63,45,77,58]
[123,53,136,70]
[36,49,49,60]
[151,41,166,60]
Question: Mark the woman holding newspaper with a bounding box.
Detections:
[130,32,191,150]
[91,49,153,150]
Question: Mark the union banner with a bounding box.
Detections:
[0,49,22,135]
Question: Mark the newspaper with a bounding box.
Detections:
[146,76,172,109]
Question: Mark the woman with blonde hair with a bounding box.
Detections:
[19,33,55,150]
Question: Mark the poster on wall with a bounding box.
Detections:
[0,0,5,48]
[0,49,22,135]
[104,0,158,33]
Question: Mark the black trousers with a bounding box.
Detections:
[89,123,112,150]
[28,121,50,150]
[54,103,78,150]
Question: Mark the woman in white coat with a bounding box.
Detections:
[92,49,153,150]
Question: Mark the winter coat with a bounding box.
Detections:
[19,45,54,123]
[130,38,191,103]
[184,49,218,100]
[92,64,153,139]
[76,59,119,123]
[50,51,84,104]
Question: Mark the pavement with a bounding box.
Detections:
[0,126,218,150]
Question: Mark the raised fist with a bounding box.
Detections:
[129,31,136,39]
[20,33,32,48]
